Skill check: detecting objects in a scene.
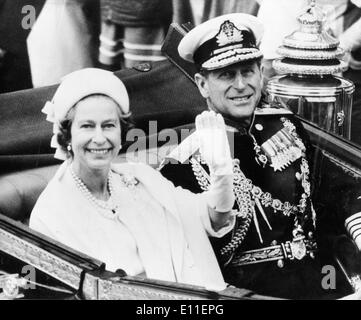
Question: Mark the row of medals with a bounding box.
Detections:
[260,126,304,172]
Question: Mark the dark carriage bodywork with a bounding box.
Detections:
[0,24,361,299]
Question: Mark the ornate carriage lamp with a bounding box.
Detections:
[267,0,355,139]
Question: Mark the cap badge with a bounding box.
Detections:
[216,20,244,47]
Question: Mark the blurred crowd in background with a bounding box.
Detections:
[0,0,360,95]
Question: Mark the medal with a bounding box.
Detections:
[261,127,304,172]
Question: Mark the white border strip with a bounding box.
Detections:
[123,53,165,61]
[123,42,162,51]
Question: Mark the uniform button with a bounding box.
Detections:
[255,124,264,131]
[277,260,284,268]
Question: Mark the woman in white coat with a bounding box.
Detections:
[29,68,235,291]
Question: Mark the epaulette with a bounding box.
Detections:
[255,105,294,116]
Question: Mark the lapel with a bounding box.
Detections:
[111,162,185,282]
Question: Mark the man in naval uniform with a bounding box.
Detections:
[159,13,357,299]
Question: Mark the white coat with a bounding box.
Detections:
[30,161,234,291]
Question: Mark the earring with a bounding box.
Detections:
[67,144,72,152]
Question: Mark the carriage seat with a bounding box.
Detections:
[0,165,57,224]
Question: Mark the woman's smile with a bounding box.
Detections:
[86,147,113,155]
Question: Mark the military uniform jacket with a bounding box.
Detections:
[159,104,352,299]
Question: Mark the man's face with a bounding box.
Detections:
[195,61,263,122]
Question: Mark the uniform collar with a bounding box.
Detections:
[223,112,256,135]
[221,97,265,134]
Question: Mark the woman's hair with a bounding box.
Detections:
[57,94,134,157]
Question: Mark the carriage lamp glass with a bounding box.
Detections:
[266,0,355,139]
[267,75,354,138]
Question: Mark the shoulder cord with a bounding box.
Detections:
[190,157,254,264]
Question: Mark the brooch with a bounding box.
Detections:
[121,174,139,189]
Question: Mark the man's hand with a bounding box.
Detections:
[195,110,233,175]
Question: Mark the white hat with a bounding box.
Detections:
[178,13,264,70]
[42,68,130,160]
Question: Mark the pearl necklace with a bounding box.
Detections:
[70,167,119,217]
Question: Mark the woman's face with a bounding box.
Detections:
[70,95,122,174]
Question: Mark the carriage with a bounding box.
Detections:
[1,21,361,300]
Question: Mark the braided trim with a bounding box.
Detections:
[190,157,254,258]
[190,116,313,259]
[220,211,253,257]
